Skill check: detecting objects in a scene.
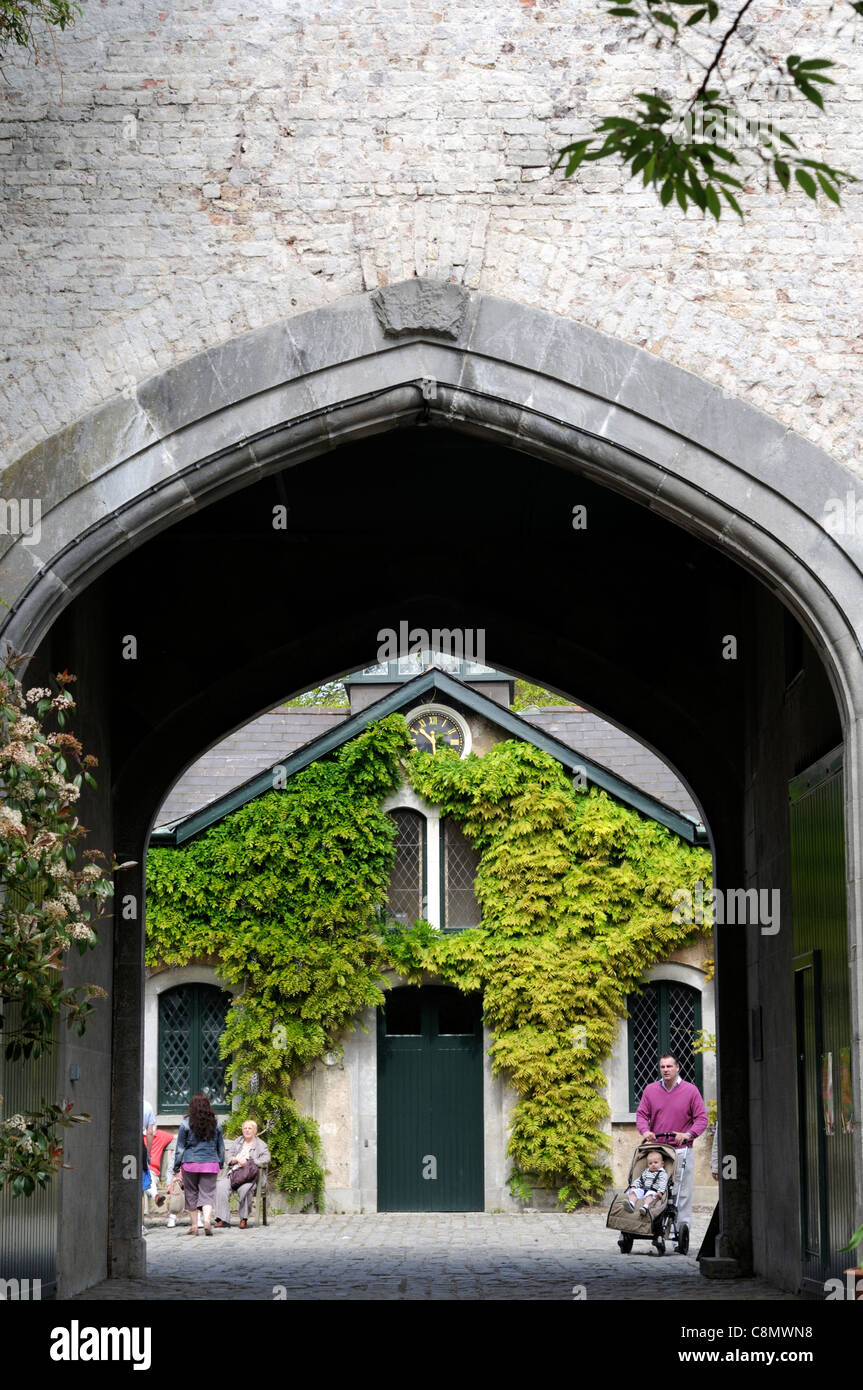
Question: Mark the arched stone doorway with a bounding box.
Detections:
[1,281,860,1296]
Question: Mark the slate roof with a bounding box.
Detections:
[521,708,701,822]
[156,709,348,825]
[154,672,705,846]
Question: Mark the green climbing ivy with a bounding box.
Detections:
[147,716,711,1209]
[396,741,711,1205]
[146,715,412,1208]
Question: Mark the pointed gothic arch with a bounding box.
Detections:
[1,281,861,1296]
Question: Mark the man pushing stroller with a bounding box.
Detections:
[636,1052,708,1251]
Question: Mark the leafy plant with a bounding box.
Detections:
[396,740,712,1205]
[282,681,349,708]
[147,715,412,1207]
[838,1224,863,1257]
[0,656,113,1195]
[556,0,861,217]
[0,0,80,59]
[510,680,569,712]
[147,719,712,1210]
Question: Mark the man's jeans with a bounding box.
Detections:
[674,1148,695,1231]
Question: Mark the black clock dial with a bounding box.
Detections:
[407,710,465,755]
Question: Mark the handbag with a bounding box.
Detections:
[229,1157,259,1190]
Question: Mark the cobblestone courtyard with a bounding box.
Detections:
[73,1206,800,1301]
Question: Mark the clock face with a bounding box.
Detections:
[407,709,465,756]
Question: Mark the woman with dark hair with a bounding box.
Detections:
[172,1092,225,1236]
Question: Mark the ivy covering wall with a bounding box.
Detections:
[146,715,711,1208]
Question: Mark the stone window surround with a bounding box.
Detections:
[607,961,716,1125]
[143,964,240,1131]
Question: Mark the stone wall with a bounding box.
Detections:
[1,0,860,471]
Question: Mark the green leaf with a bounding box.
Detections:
[721,187,743,219]
[704,184,721,220]
[774,159,790,191]
[660,178,675,205]
[817,172,840,204]
[795,168,817,199]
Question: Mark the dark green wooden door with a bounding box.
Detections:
[377,986,484,1211]
[790,749,855,1291]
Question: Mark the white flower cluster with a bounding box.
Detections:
[69,923,96,943]
[3,1115,28,1133]
[11,715,39,740]
[4,741,40,768]
[80,864,102,883]
[59,889,79,913]
[0,807,25,839]
[42,899,68,923]
[25,688,51,703]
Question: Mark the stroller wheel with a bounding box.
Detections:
[618,1234,634,1254]
[676,1224,690,1256]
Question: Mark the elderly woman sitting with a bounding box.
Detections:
[213,1119,271,1229]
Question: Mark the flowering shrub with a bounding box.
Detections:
[0,655,113,1197]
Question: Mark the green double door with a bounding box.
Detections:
[377,986,484,1211]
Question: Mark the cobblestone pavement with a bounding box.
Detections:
[73,1206,801,1300]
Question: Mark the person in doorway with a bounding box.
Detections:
[142,1100,156,1234]
[172,1092,225,1236]
[636,1052,708,1251]
[625,1149,669,1213]
[213,1119,270,1229]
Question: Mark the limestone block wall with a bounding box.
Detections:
[1,1,861,473]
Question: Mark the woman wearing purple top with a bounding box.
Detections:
[172,1092,225,1236]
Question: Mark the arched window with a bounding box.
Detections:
[627,981,703,1111]
[158,983,231,1114]
[441,817,481,931]
[386,809,425,925]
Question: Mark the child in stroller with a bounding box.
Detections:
[606,1132,691,1256]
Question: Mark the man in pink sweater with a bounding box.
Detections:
[636,1053,708,1251]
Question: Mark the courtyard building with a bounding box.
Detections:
[145,657,716,1212]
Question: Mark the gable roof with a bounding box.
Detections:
[151,668,707,848]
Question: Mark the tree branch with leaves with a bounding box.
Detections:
[556,0,860,218]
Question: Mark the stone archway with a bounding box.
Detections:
[2,280,861,1295]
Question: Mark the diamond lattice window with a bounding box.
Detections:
[442,817,481,930]
[158,983,231,1113]
[387,809,424,925]
[627,981,703,1110]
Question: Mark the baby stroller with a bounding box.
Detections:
[606,1133,690,1256]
